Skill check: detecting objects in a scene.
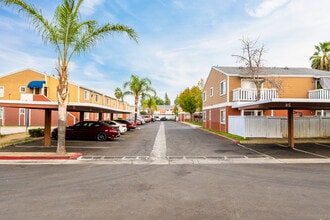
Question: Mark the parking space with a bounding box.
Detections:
[240,142,330,159]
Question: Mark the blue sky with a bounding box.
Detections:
[0,0,329,105]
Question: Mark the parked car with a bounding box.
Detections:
[114,119,136,131]
[142,115,152,123]
[51,121,120,141]
[101,120,127,134]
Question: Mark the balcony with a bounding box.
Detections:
[308,89,330,99]
[233,88,278,101]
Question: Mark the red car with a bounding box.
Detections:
[114,119,136,130]
[51,121,120,141]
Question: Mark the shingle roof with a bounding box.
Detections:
[213,66,330,78]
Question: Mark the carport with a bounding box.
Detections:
[235,98,330,148]
[0,100,133,146]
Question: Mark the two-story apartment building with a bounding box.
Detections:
[0,69,134,127]
[203,66,330,134]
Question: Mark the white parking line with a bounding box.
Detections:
[237,143,275,159]
[316,143,330,148]
[150,122,167,159]
[292,148,328,159]
[278,143,329,158]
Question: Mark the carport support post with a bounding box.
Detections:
[288,108,294,148]
[79,111,84,122]
[43,109,52,146]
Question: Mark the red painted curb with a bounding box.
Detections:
[0,152,83,160]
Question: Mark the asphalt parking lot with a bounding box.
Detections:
[1,122,330,162]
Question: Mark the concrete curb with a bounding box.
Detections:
[0,152,83,160]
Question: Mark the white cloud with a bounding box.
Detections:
[246,0,289,17]
[80,0,105,15]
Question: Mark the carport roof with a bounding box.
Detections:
[233,98,330,110]
[0,100,133,114]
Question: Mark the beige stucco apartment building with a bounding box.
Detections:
[203,66,330,133]
[0,69,134,127]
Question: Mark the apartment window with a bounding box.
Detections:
[244,110,263,116]
[0,107,3,119]
[203,91,206,102]
[95,94,99,102]
[0,86,4,97]
[20,86,26,93]
[84,112,89,120]
[203,111,206,122]
[210,87,213,97]
[220,80,226,95]
[106,98,110,105]
[220,109,226,124]
[84,90,90,100]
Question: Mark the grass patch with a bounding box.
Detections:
[185,121,246,141]
[0,137,34,148]
[186,121,203,126]
[203,128,246,141]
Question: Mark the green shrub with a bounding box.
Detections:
[28,128,44,137]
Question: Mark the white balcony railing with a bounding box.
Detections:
[308,89,330,99]
[232,88,278,101]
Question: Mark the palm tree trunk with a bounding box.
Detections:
[57,103,67,154]
[134,95,138,125]
[56,63,69,154]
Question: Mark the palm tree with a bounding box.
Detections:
[1,0,138,154]
[310,42,330,71]
[123,74,156,124]
[142,97,158,115]
[114,87,124,101]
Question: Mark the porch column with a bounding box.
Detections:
[288,108,294,148]
[43,109,51,146]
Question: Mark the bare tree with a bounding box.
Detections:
[232,38,282,101]
[232,38,265,100]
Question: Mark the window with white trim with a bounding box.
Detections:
[243,110,263,116]
[84,90,90,100]
[95,94,99,102]
[84,112,89,120]
[203,91,206,102]
[220,80,226,95]
[0,107,3,119]
[0,86,4,97]
[20,86,26,93]
[203,111,206,122]
[210,87,213,97]
[220,109,226,124]
[19,108,25,114]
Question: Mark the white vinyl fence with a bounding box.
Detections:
[228,116,330,138]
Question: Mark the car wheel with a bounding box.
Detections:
[96,132,107,141]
